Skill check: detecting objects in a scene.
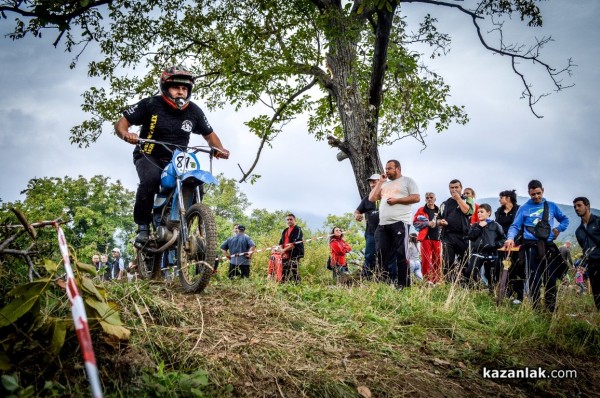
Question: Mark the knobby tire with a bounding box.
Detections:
[178,203,217,293]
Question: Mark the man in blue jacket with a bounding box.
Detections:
[504,180,569,312]
[573,197,600,310]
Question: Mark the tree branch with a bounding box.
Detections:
[401,0,574,117]
[238,78,318,183]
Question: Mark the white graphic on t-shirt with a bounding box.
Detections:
[181,120,193,133]
[125,104,138,115]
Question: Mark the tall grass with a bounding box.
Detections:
[96,255,599,397]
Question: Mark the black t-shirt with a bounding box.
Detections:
[440,197,471,235]
[124,96,213,160]
[356,196,379,234]
[495,204,520,239]
[424,205,441,240]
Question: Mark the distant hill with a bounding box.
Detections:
[477,196,600,242]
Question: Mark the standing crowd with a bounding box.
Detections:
[220,159,599,314]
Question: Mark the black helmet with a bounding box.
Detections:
[160,65,195,110]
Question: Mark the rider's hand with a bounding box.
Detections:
[122,131,139,145]
[214,148,230,159]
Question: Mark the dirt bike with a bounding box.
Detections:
[133,138,220,293]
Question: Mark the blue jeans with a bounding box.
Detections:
[361,232,376,279]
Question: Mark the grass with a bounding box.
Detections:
[3,260,599,397]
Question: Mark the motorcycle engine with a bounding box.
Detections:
[156,225,174,244]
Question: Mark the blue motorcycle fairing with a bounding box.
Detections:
[181,169,219,186]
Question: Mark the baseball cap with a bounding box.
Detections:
[367,174,381,181]
[112,247,121,254]
[237,225,246,232]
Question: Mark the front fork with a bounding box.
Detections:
[176,179,189,250]
[176,181,203,252]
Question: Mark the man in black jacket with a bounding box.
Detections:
[573,197,600,310]
[437,179,474,282]
[279,214,304,283]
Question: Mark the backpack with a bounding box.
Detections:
[326,256,333,270]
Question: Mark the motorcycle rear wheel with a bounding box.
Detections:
[178,203,217,293]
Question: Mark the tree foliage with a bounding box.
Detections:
[0,175,135,261]
[1,0,573,197]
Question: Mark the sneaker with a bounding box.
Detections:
[512,299,522,305]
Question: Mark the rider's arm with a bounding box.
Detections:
[114,117,139,144]
[203,132,230,159]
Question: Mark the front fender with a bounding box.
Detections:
[182,170,219,185]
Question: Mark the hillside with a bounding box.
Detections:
[8,271,598,398]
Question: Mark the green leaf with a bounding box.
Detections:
[84,297,123,326]
[99,322,131,340]
[81,277,104,301]
[43,259,58,273]
[76,262,97,276]
[7,279,51,298]
[0,296,39,327]
[0,351,12,371]
[49,320,68,356]
[1,374,19,392]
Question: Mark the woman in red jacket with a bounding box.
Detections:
[329,227,352,279]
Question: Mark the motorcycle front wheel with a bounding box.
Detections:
[135,248,163,280]
[178,203,217,293]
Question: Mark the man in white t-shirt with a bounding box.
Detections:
[369,160,420,288]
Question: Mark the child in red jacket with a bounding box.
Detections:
[329,227,352,279]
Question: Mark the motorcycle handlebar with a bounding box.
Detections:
[137,138,219,156]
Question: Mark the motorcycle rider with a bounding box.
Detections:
[115,66,229,243]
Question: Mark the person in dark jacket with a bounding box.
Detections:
[437,179,475,282]
[573,196,600,310]
[495,189,523,304]
[279,213,304,283]
[467,203,505,293]
[354,174,381,279]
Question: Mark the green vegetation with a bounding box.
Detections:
[1,177,598,397]
[3,253,598,397]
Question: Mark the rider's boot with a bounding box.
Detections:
[135,224,150,244]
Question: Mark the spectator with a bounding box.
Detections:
[413,192,442,284]
[354,174,382,280]
[495,189,523,304]
[220,224,256,279]
[329,227,352,280]
[466,203,505,294]
[575,266,587,295]
[100,254,111,280]
[573,196,600,310]
[408,233,423,282]
[279,214,304,283]
[369,160,420,288]
[92,254,101,272]
[463,187,480,225]
[559,241,574,268]
[437,179,474,282]
[504,180,569,312]
[111,248,126,280]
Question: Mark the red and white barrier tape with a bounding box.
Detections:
[218,231,351,262]
[55,223,103,398]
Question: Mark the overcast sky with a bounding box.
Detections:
[1,1,599,226]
